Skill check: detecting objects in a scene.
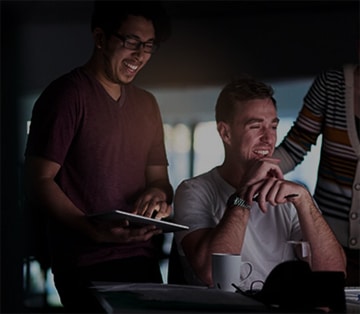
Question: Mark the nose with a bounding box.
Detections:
[133,45,149,60]
[260,128,276,144]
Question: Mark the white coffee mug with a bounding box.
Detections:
[212,253,253,292]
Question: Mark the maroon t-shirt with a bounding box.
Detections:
[25,67,168,272]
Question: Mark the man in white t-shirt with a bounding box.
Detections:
[173,76,346,291]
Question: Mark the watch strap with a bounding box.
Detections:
[227,193,251,210]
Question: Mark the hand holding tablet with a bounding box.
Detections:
[87,210,189,233]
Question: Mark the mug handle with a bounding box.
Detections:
[239,261,253,281]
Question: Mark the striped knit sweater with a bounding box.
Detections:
[274,65,360,249]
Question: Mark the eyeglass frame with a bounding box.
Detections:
[112,33,158,54]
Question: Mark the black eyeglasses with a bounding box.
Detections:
[112,33,158,54]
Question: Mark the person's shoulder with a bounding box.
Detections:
[46,67,88,90]
[309,66,345,91]
[125,84,155,99]
[36,67,95,108]
[176,168,218,192]
[317,66,345,81]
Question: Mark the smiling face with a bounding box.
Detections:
[98,15,155,85]
[218,98,279,164]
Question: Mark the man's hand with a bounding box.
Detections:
[237,157,284,205]
[133,187,172,219]
[250,177,304,213]
[91,219,163,244]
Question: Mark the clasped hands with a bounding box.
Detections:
[237,157,304,213]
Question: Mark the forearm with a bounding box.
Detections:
[273,146,298,174]
[209,206,249,253]
[293,193,346,273]
[274,103,323,174]
[184,207,250,285]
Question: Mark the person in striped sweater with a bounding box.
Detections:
[274,64,360,286]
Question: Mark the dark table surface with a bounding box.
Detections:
[91,282,360,314]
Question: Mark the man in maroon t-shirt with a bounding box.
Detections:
[24,1,173,311]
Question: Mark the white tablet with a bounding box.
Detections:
[87,210,189,233]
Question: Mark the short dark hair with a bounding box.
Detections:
[215,76,276,123]
[91,1,171,42]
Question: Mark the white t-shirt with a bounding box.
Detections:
[174,167,303,290]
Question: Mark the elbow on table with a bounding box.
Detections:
[311,251,347,276]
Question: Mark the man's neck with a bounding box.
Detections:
[217,162,245,189]
[84,59,122,101]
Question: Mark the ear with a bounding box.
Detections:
[93,27,105,49]
[217,121,232,146]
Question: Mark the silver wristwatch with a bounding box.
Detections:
[226,193,251,210]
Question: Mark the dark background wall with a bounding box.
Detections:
[1,0,359,312]
[3,1,360,91]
